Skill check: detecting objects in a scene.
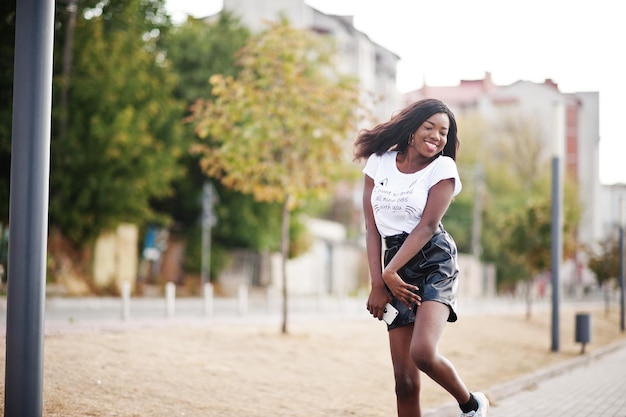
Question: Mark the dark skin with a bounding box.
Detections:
[363,177,454,316]
[364,113,454,317]
[363,113,471,417]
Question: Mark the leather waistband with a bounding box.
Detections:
[384,224,444,248]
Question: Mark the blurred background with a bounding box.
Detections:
[1,0,624,313]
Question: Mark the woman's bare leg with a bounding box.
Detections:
[389,325,422,417]
[410,301,471,404]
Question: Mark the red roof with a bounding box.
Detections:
[405,72,498,108]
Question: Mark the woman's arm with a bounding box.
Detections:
[362,176,383,288]
[382,178,456,308]
[362,175,392,319]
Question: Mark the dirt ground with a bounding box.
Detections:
[1,304,625,417]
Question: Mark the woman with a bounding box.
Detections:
[354,98,488,417]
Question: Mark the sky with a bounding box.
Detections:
[165,0,626,185]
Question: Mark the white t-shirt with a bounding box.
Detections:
[363,152,462,237]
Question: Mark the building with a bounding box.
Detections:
[220,0,404,123]
[408,73,603,291]
[599,184,626,238]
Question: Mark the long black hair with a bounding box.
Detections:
[354,98,459,161]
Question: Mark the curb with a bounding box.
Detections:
[423,338,626,416]
[486,338,626,402]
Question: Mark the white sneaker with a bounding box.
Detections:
[460,392,489,417]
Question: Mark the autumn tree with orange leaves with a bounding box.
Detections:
[190,18,361,333]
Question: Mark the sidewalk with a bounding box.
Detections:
[425,339,626,417]
[488,341,626,417]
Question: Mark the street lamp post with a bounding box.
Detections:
[551,101,565,352]
[619,196,626,332]
[4,1,55,416]
[201,182,218,285]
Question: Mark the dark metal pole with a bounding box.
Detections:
[550,102,564,353]
[201,183,216,286]
[4,0,55,416]
[550,156,561,352]
[619,197,626,332]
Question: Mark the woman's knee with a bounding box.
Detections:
[410,344,437,373]
[394,370,419,400]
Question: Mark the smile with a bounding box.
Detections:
[424,141,438,151]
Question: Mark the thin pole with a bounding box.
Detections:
[619,197,626,332]
[471,164,484,259]
[201,182,216,286]
[550,156,562,352]
[4,0,55,416]
[550,102,565,353]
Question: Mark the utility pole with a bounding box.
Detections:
[550,101,565,352]
[4,0,55,416]
[471,164,484,260]
[201,182,218,285]
[619,196,626,332]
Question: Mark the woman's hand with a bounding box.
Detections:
[366,285,392,321]
[382,268,421,309]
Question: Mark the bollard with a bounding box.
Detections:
[575,312,591,354]
[266,286,278,313]
[203,282,214,318]
[121,281,131,320]
[238,284,248,316]
[165,282,176,318]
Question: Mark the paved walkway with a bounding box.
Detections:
[425,340,626,417]
[488,341,626,417]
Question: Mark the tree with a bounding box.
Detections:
[586,236,621,315]
[453,108,585,313]
[450,110,531,292]
[0,0,16,225]
[480,147,534,292]
[494,113,546,191]
[163,13,250,106]
[48,0,183,269]
[502,178,580,318]
[159,14,309,282]
[449,111,492,255]
[478,112,559,295]
[191,18,361,333]
[156,13,276,281]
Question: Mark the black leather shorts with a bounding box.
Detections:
[383,225,459,331]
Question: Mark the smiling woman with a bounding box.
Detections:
[353,99,492,417]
